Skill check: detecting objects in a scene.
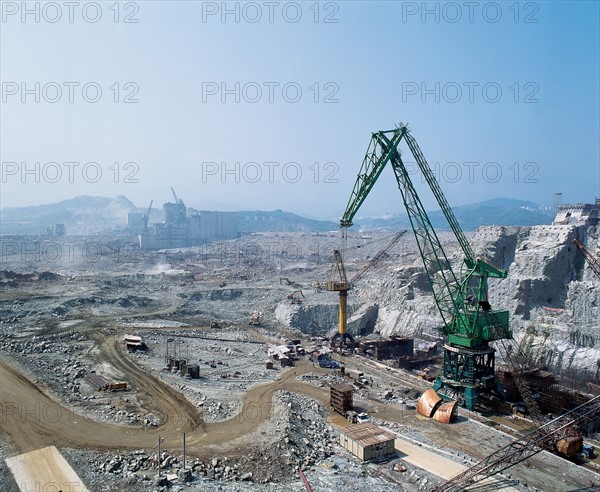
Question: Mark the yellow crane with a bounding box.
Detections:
[327,231,406,348]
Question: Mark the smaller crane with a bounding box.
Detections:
[171,187,184,205]
[326,249,352,348]
[327,231,406,348]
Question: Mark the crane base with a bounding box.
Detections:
[432,343,507,410]
[331,332,355,350]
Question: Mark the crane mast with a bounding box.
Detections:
[340,124,511,408]
[326,231,406,348]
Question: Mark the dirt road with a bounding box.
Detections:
[0,351,328,454]
[6,446,89,492]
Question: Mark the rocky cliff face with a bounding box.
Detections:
[364,224,600,378]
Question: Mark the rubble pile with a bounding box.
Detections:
[268,391,337,470]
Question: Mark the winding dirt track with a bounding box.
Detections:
[0,340,334,455]
[0,293,337,457]
[0,289,403,457]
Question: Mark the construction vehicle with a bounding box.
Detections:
[344,410,371,424]
[286,290,304,304]
[326,231,406,349]
[280,277,303,289]
[572,238,600,280]
[338,124,511,409]
[319,358,341,369]
[583,443,595,459]
[250,311,262,325]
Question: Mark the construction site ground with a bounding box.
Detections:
[1,233,600,491]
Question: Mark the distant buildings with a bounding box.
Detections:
[135,199,238,250]
[45,223,65,237]
[553,198,600,226]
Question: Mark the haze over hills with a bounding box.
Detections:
[354,198,554,231]
[0,196,554,236]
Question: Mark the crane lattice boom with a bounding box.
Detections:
[433,394,600,491]
[572,238,600,280]
[339,124,511,408]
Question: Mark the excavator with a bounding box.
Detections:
[286,290,304,305]
[338,123,511,409]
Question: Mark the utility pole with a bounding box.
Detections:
[183,432,186,470]
[155,435,165,477]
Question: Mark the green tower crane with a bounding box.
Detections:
[340,124,511,409]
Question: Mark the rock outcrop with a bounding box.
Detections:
[364,224,600,377]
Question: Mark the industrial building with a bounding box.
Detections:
[553,198,600,225]
[359,337,414,361]
[339,423,396,461]
[45,223,65,237]
[136,191,238,250]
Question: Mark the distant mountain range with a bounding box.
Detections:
[0,196,138,235]
[0,196,554,236]
[0,196,338,235]
[354,198,554,230]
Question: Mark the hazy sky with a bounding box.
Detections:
[1,0,599,219]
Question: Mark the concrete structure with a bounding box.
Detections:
[330,383,353,415]
[138,196,238,250]
[360,337,414,361]
[339,423,396,461]
[189,211,237,242]
[45,223,66,237]
[127,212,145,229]
[553,199,600,225]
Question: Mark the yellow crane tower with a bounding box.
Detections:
[327,231,406,348]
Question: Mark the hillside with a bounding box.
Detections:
[356,198,554,231]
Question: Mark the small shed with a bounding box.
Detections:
[280,356,293,367]
[185,364,200,379]
[339,423,396,461]
[123,334,146,351]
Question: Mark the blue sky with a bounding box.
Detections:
[1,0,599,219]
